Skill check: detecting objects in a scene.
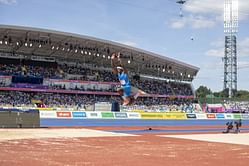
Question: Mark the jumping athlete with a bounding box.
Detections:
[111,52,145,106]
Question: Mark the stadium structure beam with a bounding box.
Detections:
[224,0,238,98]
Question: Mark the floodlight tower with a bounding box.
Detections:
[224,0,238,98]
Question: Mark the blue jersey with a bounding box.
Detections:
[118,72,130,87]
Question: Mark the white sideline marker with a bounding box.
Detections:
[0,128,137,141]
[159,133,249,146]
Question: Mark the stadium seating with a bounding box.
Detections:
[224,101,249,113]
[0,61,193,96]
[0,58,198,111]
[0,91,200,112]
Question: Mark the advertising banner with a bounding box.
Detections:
[38,108,55,111]
[86,112,102,119]
[216,113,225,119]
[127,112,141,119]
[224,114,234,119]
[72,112,87,118]
[233,114,241,119]
[140,113,164,119]
[163,113,187,119]
[241,114,249,119]
[114,112,128,118]
[195,113,207,119]
[206,114,216,119]
[101,112,114,118]
[56,112,72,118]
[132,109,146,112]
[40,111,57,118]
[186,114,197,119]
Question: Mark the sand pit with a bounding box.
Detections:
[160,133,249,146]
[0,128,137,141]
[0,128,249,166]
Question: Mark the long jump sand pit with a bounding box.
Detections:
[0,128,137,141]
[0,128,249,166]
[160,133,249,146]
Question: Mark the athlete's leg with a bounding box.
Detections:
[131,86,147,99]
[122,86,131,106]
[116,86,125,101]
[127,96,135,105]
[118,86,144,106]
[117,87,124,96]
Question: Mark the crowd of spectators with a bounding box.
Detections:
[49,83,116,92]
[0,63,117,82]
[170,82,193,96]
[0,91,31,106]
[0,91,198,112]
[0,61,194,96]
[132,79,173,95]
[224,101,249,113]
[2,90,248,113]
[0,91,120,108]
[0,80,8,87]
[0,64,59,78]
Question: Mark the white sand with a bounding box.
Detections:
[0,128,137,141]
[159,133,249,146]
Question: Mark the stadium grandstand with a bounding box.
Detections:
[0,25,201,112]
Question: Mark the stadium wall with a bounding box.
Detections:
[0,108,40,128]
[38,110,249,120]
[0,107,248,121]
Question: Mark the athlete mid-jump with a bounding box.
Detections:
[111,52,145,106]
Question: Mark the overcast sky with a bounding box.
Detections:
[1,0,249,92]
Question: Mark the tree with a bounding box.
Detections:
[235,90,249,99]
[219,88,229,98]
[195,85,249,100]
[195,86,212,98]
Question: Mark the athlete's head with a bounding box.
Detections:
[111,52,117,59]
[111,52,121,59]
[117,66,124,74]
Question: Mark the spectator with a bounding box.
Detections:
[0,62,194,96]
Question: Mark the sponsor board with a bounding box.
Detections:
[216,113,225,119]
[140,113,187,119]
[72,112,86,118]
[101,112,114,118]
[85,112,102,119]
[127,112,141,119]
[195,113,207,119]
[56,111,71,118]
[241,114,249,119]
[38,108,55,111]
[207,114,216,119]
[186,114,197,119]
[40,111,57,118]
[163,113,187,119]
[114,112,128,118]
[225,114,233,119]
[132,109,146,112]
[233,114,241,119]
[140,113,164,119]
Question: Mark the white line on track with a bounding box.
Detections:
[159,133,249,146]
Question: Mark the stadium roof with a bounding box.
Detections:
[0,24,199,82]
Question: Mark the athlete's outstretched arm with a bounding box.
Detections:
[111,53,119,74]
[116,52,128,73]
